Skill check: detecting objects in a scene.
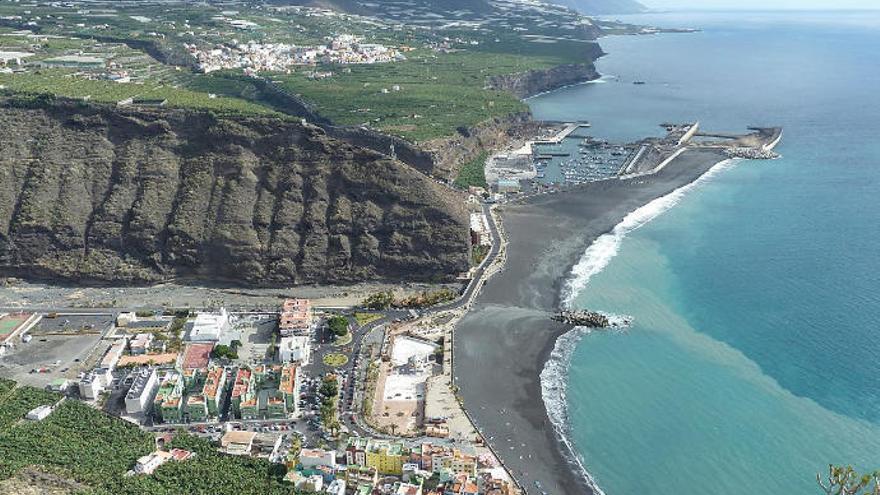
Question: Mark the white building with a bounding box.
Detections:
[299,448,336,469]
[125,368,158,414]
[101,338,128,370]
[129,333,154,355]
[469,212,491,247]
[295,474,323,493]
[188,308,231,343]
[26,404,53,421]
[116,312,137,327]
[278,336,310,363]
[133,450,172,475]
[326,479,346,495]
[78,370,106,400]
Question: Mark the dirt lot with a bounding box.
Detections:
[370,363,424,436]
[0,333,103,387]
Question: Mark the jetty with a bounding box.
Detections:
[552,310,615,328]
[533,122,591,145]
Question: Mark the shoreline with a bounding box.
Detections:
[453,148,733,494]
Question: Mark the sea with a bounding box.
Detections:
[528,10,880,495]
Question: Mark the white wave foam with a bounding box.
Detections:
[540,158,740,494]
[540,325,608,495]
[562,158,738,307]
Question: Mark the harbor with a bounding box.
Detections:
[484,122,783,196]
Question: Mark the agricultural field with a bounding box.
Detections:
[454,151,490,189]
[0,71,276,114]
[0,0,605,139]
[272,51,533,142]
[0,381,295,494]
[0,385,59,430]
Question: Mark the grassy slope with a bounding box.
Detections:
[454,151,490,189]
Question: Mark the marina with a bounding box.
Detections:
[489,123,783,192]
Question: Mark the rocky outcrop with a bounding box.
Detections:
[0,98,470,286]
[487,62,602,100]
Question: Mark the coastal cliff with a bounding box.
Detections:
[0,98,470,286]
[424,113,542,180]
[487,61,602,99]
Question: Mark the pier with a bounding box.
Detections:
[533,122,591,145]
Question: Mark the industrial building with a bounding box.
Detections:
[39,55,106,69]
[100,338,128,370]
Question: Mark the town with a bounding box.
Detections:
[188,34,406,75]
[0,197,514,495]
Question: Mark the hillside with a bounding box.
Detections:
[553,0,647,14]
[0,97,470,286]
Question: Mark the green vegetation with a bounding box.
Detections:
[211,344,238,360]
[333,332,353,347]
[454,151,489,189]
[0,379,14,401]
[362,291,395,310]
[327,315,350,337]
[354,312,383,326]
[0,398,152,485]
[472,244,490,265]
[817,465,880,495]
[361,288,457,309]
[0,72,275,115]
[396,288,458,308]
[273,51,530,142]
[318,375,341,436]
[322,353,350,368]
[0,381,296,494]
[0,0,601,141]
[0,386,59,430]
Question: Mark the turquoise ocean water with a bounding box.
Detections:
[528,11,880,495]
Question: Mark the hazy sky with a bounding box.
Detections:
[646,0,877,9]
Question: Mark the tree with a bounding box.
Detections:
[362,291,394,310]
[327,316,349,337]
[818,465,880,495]
[211,344,238,360]
[319,376,338,398]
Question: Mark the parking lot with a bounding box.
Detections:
[0,332,104,387]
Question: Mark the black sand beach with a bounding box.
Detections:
[453,149,728,495]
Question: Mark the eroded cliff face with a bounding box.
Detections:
[0,99,470,285]
[423,113,542,180]
[487,62,602,99]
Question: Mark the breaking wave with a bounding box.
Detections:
[540,158,739,494]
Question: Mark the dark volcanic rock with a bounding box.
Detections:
[487,61,602,99]
[0,99,470,286]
